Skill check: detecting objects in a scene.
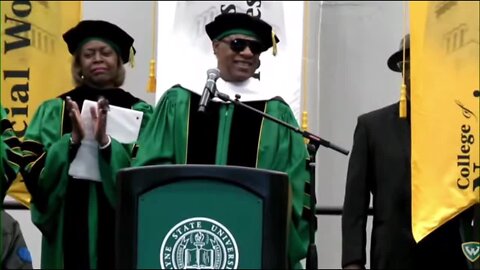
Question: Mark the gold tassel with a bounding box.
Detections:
[129,46,135,68]
[301,1,310,145]
[148,1,158,93]
[271,30,277,56]
[399,83,407,118]
[302,111,309,144]
[147,59,156,93]
[399,0,407,118]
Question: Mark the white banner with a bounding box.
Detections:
[156,1,304,121]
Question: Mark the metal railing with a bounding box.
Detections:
[3,201,28,210]
[3,201,375,215]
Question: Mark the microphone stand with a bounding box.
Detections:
[213,90,349,269]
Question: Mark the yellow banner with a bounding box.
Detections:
[1,1,81,207]
[410,1,480,242]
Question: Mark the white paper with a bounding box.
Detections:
[69,140,101,181]
[81,99,144,144]
[68,100,144,181]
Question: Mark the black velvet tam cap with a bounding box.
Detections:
[63,20,136,64]
[387,34,410,72]
[205,13,280,53]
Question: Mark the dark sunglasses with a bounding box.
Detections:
[219,38,263,54]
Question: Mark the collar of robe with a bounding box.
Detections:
[181,77,279,102]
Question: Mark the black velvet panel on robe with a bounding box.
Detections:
[58,86,140,269]
[186,94,266,167]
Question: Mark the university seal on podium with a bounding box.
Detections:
[160,217,239,269]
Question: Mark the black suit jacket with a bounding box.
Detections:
[341,102,468,269]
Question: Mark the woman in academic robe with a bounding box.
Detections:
[20,20,153,269]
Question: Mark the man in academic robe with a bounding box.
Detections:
[134,12,312,269]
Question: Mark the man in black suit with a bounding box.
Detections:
[341,34,469,269]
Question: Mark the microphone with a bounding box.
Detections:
[198,68,220,113]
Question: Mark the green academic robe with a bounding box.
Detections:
[134,85,311,268]
[0,105,23,202]
[21,86,153,269]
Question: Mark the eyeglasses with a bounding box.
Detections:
[219,39,263,55]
